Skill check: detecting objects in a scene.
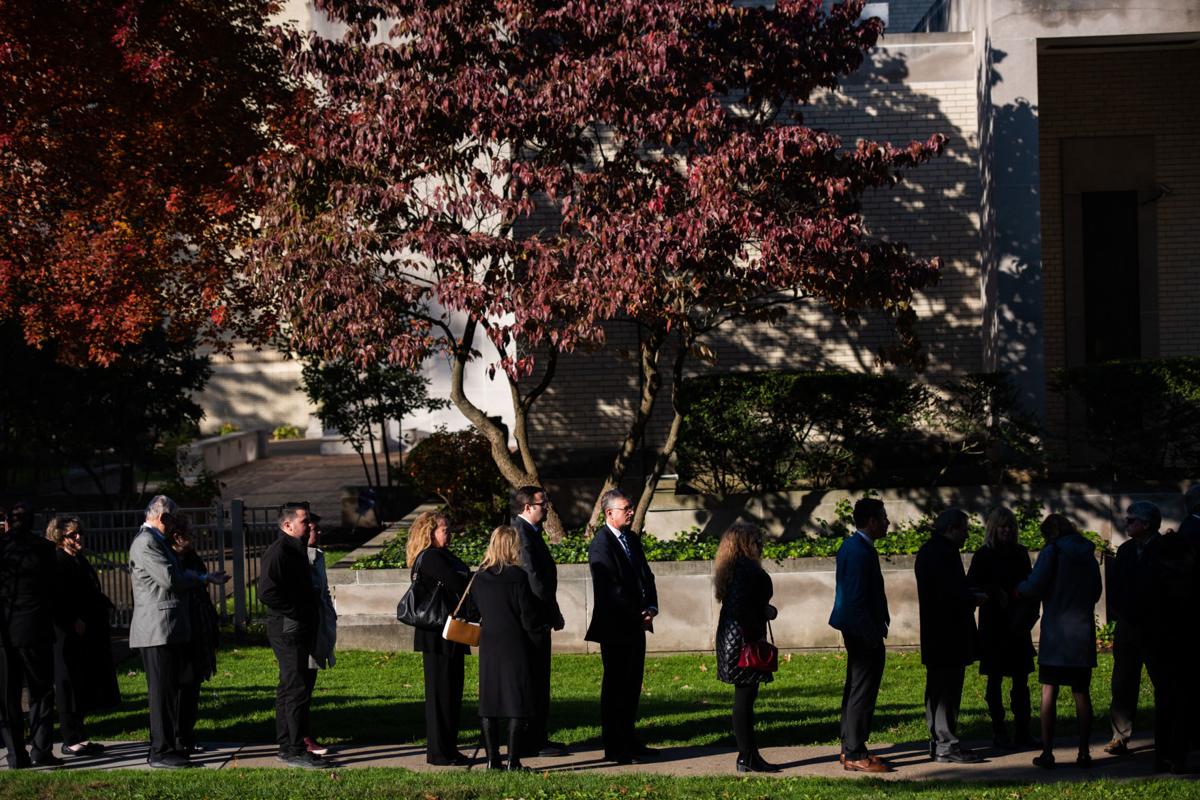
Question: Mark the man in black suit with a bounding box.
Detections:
[0,502,62,768]
[915,508,983,764]
[585,489,658,764]
[512,485,567,756]
[827,497,892,772]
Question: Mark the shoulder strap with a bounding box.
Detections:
[450,566,480,618]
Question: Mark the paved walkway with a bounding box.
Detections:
[218,452,365,525]
[8,735,1197,781]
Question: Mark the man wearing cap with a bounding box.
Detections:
[259,503,327,769]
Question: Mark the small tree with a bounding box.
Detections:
[301,359,447,491]
[405,428,509,527]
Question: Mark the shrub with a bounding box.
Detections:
[930,373,1045,485]
[676,371,925,494]
[403,427,509,527]
[218,422,241,436]
[272,424,303,441]
[1052,357,1200,480]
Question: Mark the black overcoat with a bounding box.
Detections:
[473,565,545,718]
[966,543,1036,676]
[914,535,978,667]
[53,550,121,713]
[715,557,775,686]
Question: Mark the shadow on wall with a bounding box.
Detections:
[526,48,987,525]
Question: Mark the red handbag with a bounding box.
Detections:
[737,621,778,673]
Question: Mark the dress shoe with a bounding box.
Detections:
[1103,739,1129,756]
[279,752,331,770]
[538,740,570,756]
[148,753,194,769]
[631,744,659,758]
[31,754,65,768]
[933,748,982,764]
[736,753,781,773]
[1076,752,1092,768]
[426,751,470,766]
[606,752,634,765]
[1032,752,1055,769]
[843,755,892,773]
[63,742,105,757]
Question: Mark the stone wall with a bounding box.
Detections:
[331,551,1106,653]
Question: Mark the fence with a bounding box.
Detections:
[38,499,279,631]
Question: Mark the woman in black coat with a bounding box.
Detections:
[166,516,222,755]
[966,507,1037,749]
[714,523,779,773]
[471,524,546,771]
[406,511,473,766]
[47,516,120,757]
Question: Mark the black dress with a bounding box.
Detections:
[716,558,775,686]
[967,544,1036,676]
[473,565,545,718]
[410,546,472,763]
[53,550,121,730]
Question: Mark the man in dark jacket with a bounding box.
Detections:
[915,508,983,763]
[585,489,658,765]
[512,485,567,756]
[0,502,62,768]
[828,497,892,773]
[259,503,327,769]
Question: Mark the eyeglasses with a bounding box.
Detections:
[611,505,633,514]
[529,501,552,509]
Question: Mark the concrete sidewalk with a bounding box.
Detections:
[6,734,1196,781]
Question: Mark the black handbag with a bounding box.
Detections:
[396,552,455,631]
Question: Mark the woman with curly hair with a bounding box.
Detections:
[714,523,779,773]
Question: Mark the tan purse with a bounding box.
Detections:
[441,568,481,647]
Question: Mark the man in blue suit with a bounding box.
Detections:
[828,497,892,773]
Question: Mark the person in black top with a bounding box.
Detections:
[512,485,567,756]
[46,516,120,758]
[967,507,1037,749]
[258,503,327,769]
[0,501,63,768]
[585,489,659,765]
[473,524,546,771]
[915,508,984,764]
[166,515,222,757]
[406,510,473,766]
[714,523,779,773]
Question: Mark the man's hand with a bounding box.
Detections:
[207,571,231,585]
[553,612,565,632]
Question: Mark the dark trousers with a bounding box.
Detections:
[984,672,1032,739]
[58,705,86,748]
[839,632,885,760]
[732,683,760,759]
[924,664,966,756]
[1109,622,1147,743]
[1145,643,1188,768]
[269,630,316,757]
[142,644,187,761]
[177,680,201,750]
[599,634,646,758]
[0,644,54,765]
[422,651,465,762]
[526,633,552,750]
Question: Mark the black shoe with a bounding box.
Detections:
[148,753,193,769]
[427,751,471,766]
[63,742,105,757]
[606,752,633,765]
[1076,752,1092,768]
[538,740,570,756]
[31,754,64,768]
[1032,752,1055,769]
[933,749,983,764]
[280,752,331,770]
[506,757,530,772]
[736,753,781,773]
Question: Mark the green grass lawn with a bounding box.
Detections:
[86,647,1141,750]
[0,771,1193,800]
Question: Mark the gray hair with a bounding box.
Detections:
[145,495,177,523]
[1184,484,1200,514]
[933,507,969,539]
[1126,501,1162,531]
[600,489,629,514]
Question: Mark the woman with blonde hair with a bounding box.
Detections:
[472,524,547,770]
[967,507,1037,749]
[406,511,473,766]
[714,523,779,773]
[46,515,120,757]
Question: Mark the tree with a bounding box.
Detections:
[252,0,944,537]
[0,321,212,505]
[0,0,292,366]
[300,358,447,490]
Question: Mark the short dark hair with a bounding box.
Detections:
[933,507,969,538]
[852,498,886,529]
[512,485,545,515]
[7,501,32,531]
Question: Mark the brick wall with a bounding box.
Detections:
[527,77,982,460]
[1038,48,1200,431]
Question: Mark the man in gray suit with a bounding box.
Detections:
[129,496,225,768]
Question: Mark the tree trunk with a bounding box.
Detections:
[379,417,393,489]
[584,327,666,536]
[632,338,690,534]
[365,426,381,488]
[448,318,566,541]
